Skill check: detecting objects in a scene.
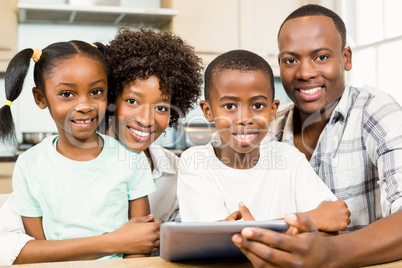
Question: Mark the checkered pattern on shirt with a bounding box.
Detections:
[266,85,402,232]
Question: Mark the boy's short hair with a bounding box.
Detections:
[278,4,347,49]
[204,49,275,101]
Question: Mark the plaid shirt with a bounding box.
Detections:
[266,85,402,231]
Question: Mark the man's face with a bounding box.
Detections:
[278,15,352,115]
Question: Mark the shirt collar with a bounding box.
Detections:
[148,143,177,176]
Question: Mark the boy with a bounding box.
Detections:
[177,50,349,232]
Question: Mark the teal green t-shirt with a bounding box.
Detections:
[12,134,156,259]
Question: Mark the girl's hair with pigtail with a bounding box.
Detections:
[0,40,107,144]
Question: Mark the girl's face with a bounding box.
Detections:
[112,75,171,152]
[33,55,108,145]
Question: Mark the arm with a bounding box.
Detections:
[21,217,45,240]
[14,214,161,264]
[232,211,402,268]
[129,196,150,218]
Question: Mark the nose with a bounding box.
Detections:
[237,106,254,126]
[296,60,319,81]
[74,102,95,114]
[135,105,153,128]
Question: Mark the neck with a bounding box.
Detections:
[293,102,337,160]
[56,132,103,161]
[214,145,260,170]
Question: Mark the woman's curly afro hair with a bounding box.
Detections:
[105,27,203,129]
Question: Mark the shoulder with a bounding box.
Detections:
[180,142,213,160]
[16,136,54,163]
[262,141,306,162]
[351,85,401,110]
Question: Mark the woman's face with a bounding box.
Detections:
[112,75,171,152]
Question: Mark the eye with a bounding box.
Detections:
[284,58,296,64]
[252,103,265,110]
[126,98,138,105]
[223,103,236,110]
[60,91,74,98]
[156,105,169,112]
[316,55,328,61]
[91,89,103,96]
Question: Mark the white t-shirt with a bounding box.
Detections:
[177,141,337,222]
[11,134,155,259]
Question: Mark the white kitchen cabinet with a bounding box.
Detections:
[163,0,304,73]
[239,0,301,75]
[162,0,239,66]
[0,0,18,73]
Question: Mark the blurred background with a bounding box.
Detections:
[0,0,401,155]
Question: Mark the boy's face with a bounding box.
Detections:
[278,15,352,116]
[113,75,171,152]
[200,69,279,154]
[33,55,108,144]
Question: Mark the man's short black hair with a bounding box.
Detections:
[278,4,347,49]
[204,49,275,101]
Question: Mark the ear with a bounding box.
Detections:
[199,100,214,123]
[270,100,280,121]
[32,87,48,109]
[343,46,352,71]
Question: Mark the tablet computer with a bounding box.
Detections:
[160,220,289,261]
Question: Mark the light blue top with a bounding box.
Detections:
[12,134,155,259]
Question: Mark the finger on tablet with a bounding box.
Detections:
[238,202,255,221]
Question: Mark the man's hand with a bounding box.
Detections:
[232,213,332,268]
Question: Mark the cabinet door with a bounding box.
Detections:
[239,0,300,74]
[0,0,18,72]
[168,0,239,54]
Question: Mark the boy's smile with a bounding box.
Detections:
[201,69,279,161]
[278,15,352,116]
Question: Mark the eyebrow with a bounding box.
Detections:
[219,95,269,102]
[127,89,170,103]
[55,79,106,88]
[279,47,334,58]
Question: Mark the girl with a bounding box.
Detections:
[0,40,157,261]
[0,28,203,264]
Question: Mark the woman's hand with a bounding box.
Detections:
[222,202,256,221]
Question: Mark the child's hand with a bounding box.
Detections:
[105,214,161,255]
[222,202,256,221]
[306,200,351,232]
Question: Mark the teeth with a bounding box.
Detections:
[129,127,151,137]
[74,119,92,124]
[235,134,255,139]
[300,87,322,95]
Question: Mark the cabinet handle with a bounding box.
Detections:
[0,47,11,51]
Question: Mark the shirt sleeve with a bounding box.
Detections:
[11,156,42,217]
[0,193,34,265]
[177,150,230,222]
[363,94,402,216]
[294,153,337,212]
[127,151,156,200]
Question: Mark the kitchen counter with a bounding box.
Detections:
[3,256,402,268]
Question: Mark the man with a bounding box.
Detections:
[232,4,402,267]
